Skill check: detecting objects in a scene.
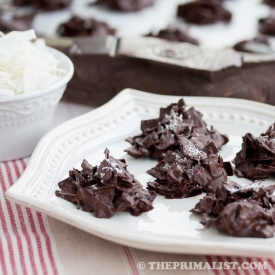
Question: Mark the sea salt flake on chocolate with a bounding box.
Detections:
[125,99,228,160]
[179,136,207,161]
[147,139,230,198]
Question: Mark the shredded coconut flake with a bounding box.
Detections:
[0,30,65,101]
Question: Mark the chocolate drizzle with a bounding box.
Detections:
[177,0,232,25]
[55,149,156,218]
[57,16,116,37]
[233,123,275,181]
[147,140,233,198]
[191,181,275,238]
[125,99,228,159]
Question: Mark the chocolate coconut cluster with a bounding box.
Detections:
[177,0,232,25]
[191,181,275,238]
[146,25,199,45]
[125,99,228,159]
[147,139,233,198]
[263,0,275,7]
[13,0,72,10]
[259,15,275,37]
[56,149,156,218]
[233,123,275,181]
[94,0,155,12]
[190,122,275,238]
[57,16,116,37]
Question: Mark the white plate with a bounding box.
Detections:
[5,89,275,257]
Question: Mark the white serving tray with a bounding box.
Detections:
[6,89,275,257]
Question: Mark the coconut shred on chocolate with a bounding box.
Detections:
[125,99,228,159]
[55,149,156,218]
[177,0,232,25]
[93,0,155,12]
[147,139,233,198]
[57,16,116,37]
[191,181,275,238]
[233,123,275,181]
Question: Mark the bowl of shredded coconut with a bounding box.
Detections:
[0,29,74,161]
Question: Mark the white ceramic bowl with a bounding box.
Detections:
[0,47,74,162]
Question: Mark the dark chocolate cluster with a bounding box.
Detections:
[233,123,275,181]
[146,25,199,45]
[94,0,155,12]
[259,16,275,37]
[56,149,156,218]
[125,99,228,159]
[57,16,116,37]
[191,181,275,238]
[263,0,275,7]
[12,0,31,6]
[177,0,232,25]
[147,139,233,198]
[13,0,72,10]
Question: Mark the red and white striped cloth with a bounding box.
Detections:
[0,159,59,275]
[1,102,275,275]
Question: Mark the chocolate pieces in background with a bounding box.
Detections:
[259,15,275,37]
[0,4,35,32]
[147,140,233,198]
[233,123,275,181]
[13,0,72,10]
[13,0,32,6]
[146,25,199,45]
[125,99,228,159]
[263,0,275,7]
[33,0,72,11]
[54,36,275,107]
[177,0,232,25]
[57,16,116,37]
[191,181,275,238]
[55,149,156,218]
[93,0,155,12]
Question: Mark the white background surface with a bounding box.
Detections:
[32,0,272,49]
